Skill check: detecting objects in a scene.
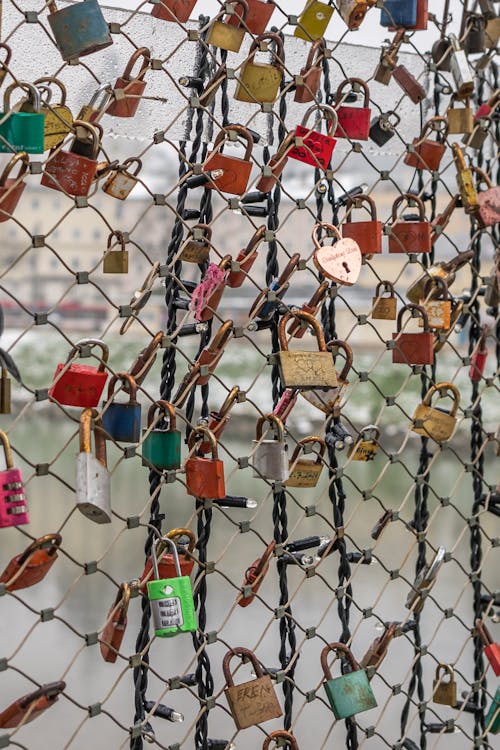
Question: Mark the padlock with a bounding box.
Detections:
[431,36,452,72]
[388,194,431,254]
[348,425,381,461]
[338,0,371,29]
[47,0,112,61]
[0,152,29,222]
[372,280,397,320]
[49,338,109,408]
[225,0,276,34]
[75,409,111,524]
[0,431,28,529]
[0,682,66,729]
[411,382,460,442]
[141,528,196,585]
[387,0,428,30]
[406,249,473,304]
[294,1,334,42]
[285,436,325,488]
[360,621,397,670]
[392,304,434,365]
[101,373,141,443]
[206,1,248,52]
[0,368,11,414]
[474,90,500,121]
[252,414,288,482]
[77,83,114,123]
[0,43,12,87]
[198,387,240,453]
[380,0,417,28]
[287,280,329,338]
[256,132,295,192]
[103,158,142,199]
[33,77,73,150]
[433,664,457,706]
[294,38,326,103]
[463,116,491,149]
[248,254,299,321]
[278,310,338,389]
[321,642,377,719]
[373,29,404,84]
[103,230,129,273]
[142,400,181,470]
[452,142,478,215]
[469,325,489,382]
[404,116,448,172]
[238,540,275,607]
[418,277,452,330]
[300,338,353,414]
[342,194,382,256]
[223,647,282,729]
[369,110,400,147]
[173,321,233,406]
[288,103,338,169]
[227,225,265,288]
[235,33,284,103]
[392,65,426,103]
[0,533,62,592]
[202,125,254,196]
[472,166,500,227]
[448,34,474,99]
[41,120,101,197]
[147,537,197,637]
[107,48,151,118]
[475,618,500,676]
[447,95,473,134]
[312,221,362,285]
[263,731,299,750]
[433,297,463,354]
[334,78,371,141]
[179,223,212,264]
[485,14,500,49]
[190,255,231,321]
[0,83,44,153]
[185,427,225,499]
[151,0,197,22]
[462,12,486,54]
[100,582,133,663]
[485,686,500,734]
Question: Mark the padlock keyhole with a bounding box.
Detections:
[343,261,350,273]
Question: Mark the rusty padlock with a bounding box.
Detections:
[393,65,426,103]
[339,0,372,30]
[202,124,254,196]
[179,223,212,264]
[278,310,338,389]
[227,225,265,288]
[372,281,397,320]
[285,436,326,488]
[256,132,295,192]
[294,38,326,103]
[102,157,142,200]
[107,48,150,118]
[197,387,240,452]
[388,193,431,254]
[334,78,371,141]
[185,427,226,500]
[173,320,233,406]
[411,382,460,442]
[237,540,276,608]
[288,104,338,169]
[100,581,134,663]
[392,303,434,365]
[404,116,448,172]
[472,166,500,227]
[151,0,197,22]
[41,120,101,197]
[0,152,29,222]
[0,681,66,728]
[342,194,382,256]
[190,255,231,322]
[223,647,282,729]
[234,33,284,104]
[418,277,452,330]
[312,221,362,286]
[0,533,62,592]
[225,0,276,34]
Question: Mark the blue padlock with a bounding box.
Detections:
[0,83,44,154]
[47,0,113,62]
[249,253,300,321]
[101,372,141,444]
[380,0,417,28]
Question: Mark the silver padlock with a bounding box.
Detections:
[449,34,474,99]
[75,408,111,524]
[252,414,289,483]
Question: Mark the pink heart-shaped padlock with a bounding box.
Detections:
[311,223,362,286]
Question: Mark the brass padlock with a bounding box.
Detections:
[372,280,397,320]
[294,1,334,42]
[34,76,73,150]
[278,310,338,390]
[418,277,452,330]
[433,664,457,706]
[452,142,478,214]
[285,436,326,488]
[463,115,491,150]
[103,230,128,274]
[206,1,248,52]
[411,382,460,443]
[348,425,381,461]
[179,223,212,263]
[234,33,284,104]
[223,647,282,729]
[102,157,142,200]
[447,94,474,134]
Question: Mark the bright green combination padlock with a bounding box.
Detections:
[141,400,181,471]
[147,537,197,638]
[321,642,377,719]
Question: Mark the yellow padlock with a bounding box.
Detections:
[294,1,334,42]
[34,76,73,150]
[285,436,326,488]
[234,33,284,104]
[206,1,248,52]
[411,382,460,443]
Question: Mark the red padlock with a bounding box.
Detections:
[151,0,197,22]
[141,528,196,586]
[0,152,29,222]
[173,321,233,406]
[106,48,150,118]
[185,427,226,500]
[256,132,295,192]
[474,90,499,122]
[475,618,500,676]
[289,103,337,169]
[404,116,448,172]
[287,280,329,339]
[0,682,65,728]
[198,387,240,453]
[190,255,231,321]
[237,540,276,607]
[342,194,382,256]
[392,304,434,365]
[202,125,254,196]
[294,38,326,104]
[469,325,490,382]
[49,338,109,408]
[472,166,500,227]
[334,78,371,141]
[388,193,431,254]
[100,582,133,663]
[227,225,265,288]
[41,120,100,197]
[0,533,62,592]
[225,0,276,34]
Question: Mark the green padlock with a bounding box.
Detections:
[141,400,181,470]
[0,83,44,154]
[321,642,377,720]
[485,686,500,734]
[147,537,197,638]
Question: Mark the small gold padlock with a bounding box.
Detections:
[234,33,284,104]
[433,664,457,706]
[34,76,73,150]
[418,277,452,331]
[179,223,212,263]
[294,1,334,42]
[285,436,326,488]
[206,1,248,52]
[411,382,460,443]
[103,230,129,274]
[446,94,474,134]
[372,280,397,320]
[278,310,338,390]
[348,425,380,461]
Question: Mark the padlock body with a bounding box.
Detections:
[256,154,288,192]
[348,440,378,461]
[393,65,426,103]
[102,402,141,443]
[294,1,334,41]
[203,152,252,196]
[226,0,276,34]
[404,139,446,171]
[179,238,210,263]
[411,404,456,442]
[335,106,371,141]
[477,187,500,227]
[75,453,111,523]
[289,125,336,169]
[0,112,45,153]
[324,671,377,719]
[380,0,417,27]
[0,468,28,528]
[485,686,500,733]
[151,0,197,22]
[234,62,282,103]
[419,300,451,330]
[225,675,282,730]
[469,348,488,381]
[0,180,25,222]
[278,350,338,389]
[107,78,146,118]
[285,458,323,487]
[389,220,431,254]
[206,21,245,52]
[227,249,257,288]
[252,440,289,482]
[41,150,98,197]
[294,66,322,103]
[343,220,382,255]
[141,428,181,470]
[49,363,108,407]
[48,0,113,61]
[392,331,434,365]
[484,643,500,676]
[147,575,197,636]
[103,249,129,273]
[102,170,138,200]
[372,296,397,320]
[43,105,73,150]
[100,612,126,662]
[369,116,395,146]
[433,676,457,705]
[0,547,58,592]
[185,457,225,499]
[447,106,473,134]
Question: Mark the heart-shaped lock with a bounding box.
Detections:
[311,222,361,286]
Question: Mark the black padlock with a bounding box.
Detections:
[369,111,400,147]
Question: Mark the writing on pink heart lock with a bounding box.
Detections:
[311,222,362,286]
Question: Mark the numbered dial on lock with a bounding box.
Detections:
[311,222,362,286]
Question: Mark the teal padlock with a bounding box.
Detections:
[0,83,44,154]
[141,400,181,470]
[147,537,197,638]
[486,686,500,734]
[321,642,377,720]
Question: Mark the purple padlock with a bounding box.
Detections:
[0,431,29,528]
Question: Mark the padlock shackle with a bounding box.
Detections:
[86,82,114,114]
[278,310,328,352]
[187,426,219,459]
[66,338,109,371]
[128,331,164,385]
[434,663,455,681]
[151,536,181,579]
[33,76,67,105]
[212,124,254,162]
[3,81,41,113]
[255,413,285,442]
[17,533,62,566]
[418,115,448,141]
[0,429,14,469]
[470,165,493,189]
[391,193,426,222]
[241,224,266,258]
[79,408,107,467]
[205,319,233,356]
[345,193,377,223]
[320,642,360,680]
[106,371,138,403]
[307,280,330,308]
[289,436,326,465]
[301,103,338,137]
[218,254,233,272]
[217,386,240,419]
[188,222,212,243]
[305,37,326,69]
[263,730,299,750]
[448,92,470,109]
[71,120,101,159]
[147,399,176,431]
[422,276,449,299]
[222,646,264,687]
[0,151,29,186]
[121,157,143,176]
[374,280,395,298]
[422,382,460,415]
[247,33,284,70]
[222,0,249,22]
[166,527,196,553]
[274,131,297,161]
[311,221,342,249]
[335,77,370,108]
[397,303,430,333]
[326,339,353,383]
[106,230,126,252]
[121,47,151,82]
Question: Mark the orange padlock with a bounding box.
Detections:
[185,427,226,499]
[227,225,265,288]
[0,152,29,222]
[0,682,65,728]
[106,48,150,118]
[388,193,431,254]
[151,0,197,22]
[100,581,134,663]
[202,125,254,196]
[404,116,448,172]
[294,38,326,103]
[342,194,382,256]
[225,0,276,34]
[392,304,434,365]
[0,533,62,592]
